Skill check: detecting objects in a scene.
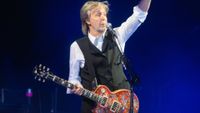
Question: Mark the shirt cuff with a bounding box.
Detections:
[66,80,82,94]
[133,6,148,23]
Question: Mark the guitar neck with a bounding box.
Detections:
[46,73,105,104]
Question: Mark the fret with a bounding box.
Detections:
[82,90,87,97]
[89,92,93,98]
[61,80,65,85]
[84,90,88,97]
[54,77,60,83]
[52,75,56,81]
[81,89,86,95]
[46,73,54,80]
[95,95,99,101]
[86,90,90,97]
[94,94,99,102]
[92,94,97,101]
[65,82,73,89]
[81,89,100,103]
[97,95,101,103]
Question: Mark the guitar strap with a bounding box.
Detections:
[76,38,98,90]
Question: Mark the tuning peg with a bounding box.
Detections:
[42,66,46,70]
[39,64,42,67]
[42,79,45,83]
[34,70,37,74]
[34,76,37,79]
[39,64,42,70]
[36,73,40,76]
[38,78,41,81]
[47,68,50,71]
[38,67,41,71]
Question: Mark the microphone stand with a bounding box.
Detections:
[121,55,139,113]
[108,28,139,113]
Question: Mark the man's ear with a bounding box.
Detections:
[86,19,91,26]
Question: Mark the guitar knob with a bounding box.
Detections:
[101,88,105,94]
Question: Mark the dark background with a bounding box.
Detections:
[1,0,200,113]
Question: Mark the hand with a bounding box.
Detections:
[138,0,151,12]
[71,84,83,95]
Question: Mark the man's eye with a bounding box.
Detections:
[96,13,101,16]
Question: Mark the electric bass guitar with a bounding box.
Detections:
[33,64,139,113]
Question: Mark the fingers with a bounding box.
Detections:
[71,84,83,95]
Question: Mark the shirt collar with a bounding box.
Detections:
[88,30,106,44]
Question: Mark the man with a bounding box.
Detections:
[67,0,151,113]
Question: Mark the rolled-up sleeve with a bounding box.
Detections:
[133,6,148,23]
[67,41,83,94]
[113,6,148,52]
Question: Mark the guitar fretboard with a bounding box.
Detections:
[45,73,107,105]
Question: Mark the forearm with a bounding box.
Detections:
[67,42,83,94]
[114,6,148,45]
[138,0,151,12]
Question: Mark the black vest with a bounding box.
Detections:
[76,31,130,91]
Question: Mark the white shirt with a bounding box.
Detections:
[67,6,148,93]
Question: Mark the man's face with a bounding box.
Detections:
[87,6,107,35]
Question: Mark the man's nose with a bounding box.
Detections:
[101,15,106,20]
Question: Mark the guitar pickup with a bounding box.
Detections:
[100,96,108,106]
[110,101,120,112]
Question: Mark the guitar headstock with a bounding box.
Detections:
[33,64,50,82]
[33,64,73,89]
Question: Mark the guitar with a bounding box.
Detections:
[33,64,139,113]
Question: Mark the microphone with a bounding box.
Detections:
[107,23,117,37]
